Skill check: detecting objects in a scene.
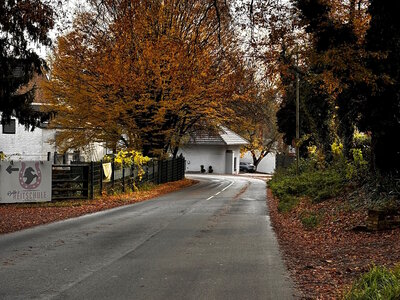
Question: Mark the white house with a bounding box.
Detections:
[0,108,106,162]
[178,126,248,174]
[1,72,107,162]
[241,151,276,174]
[0,111,55,161]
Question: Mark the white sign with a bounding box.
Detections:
[0,161,52,203]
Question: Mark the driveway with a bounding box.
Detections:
[0,174,294,299]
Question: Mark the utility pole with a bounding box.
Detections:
[295,51,300,175]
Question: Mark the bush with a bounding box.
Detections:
[277,194,300,213]
[344,265,400,300]
[365,174,400,211]
[103,150,150,168]
[269,147,373,212]
[269,162,346,205]
[353,131,371,164]
[300,211,320,230]
[103,150,150,180]
[346,148,369,183]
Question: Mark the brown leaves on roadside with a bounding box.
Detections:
[267,189,400,299]
[0,179,197,235]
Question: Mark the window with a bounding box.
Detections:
[2,119,16,134]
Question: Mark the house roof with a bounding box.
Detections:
[189,126,248,146]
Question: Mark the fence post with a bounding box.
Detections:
[153,161,155,184]
[167,160,170,182]
[90,161,94,199]
[177,158,180,180]
[184,157,186,179]
[99,160,103,196]
[171,159,174,181]
[111,155,115,188]
[178,157,184,180]
[82,165,89,198]
[177,157,181,180]
[130,164,134,190]
[164,160,167,183]
[171,159,175,181]
[183,157,186,179]
[122,162,125,193]
[145,163,148,183]
[158,160,162,184]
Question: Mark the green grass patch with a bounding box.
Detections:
[300,211,321,230]
[344,265,400,300]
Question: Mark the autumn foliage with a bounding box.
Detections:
[42,0,242,157]
[226,66,282,169]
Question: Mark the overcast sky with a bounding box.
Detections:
[37,0,81,59]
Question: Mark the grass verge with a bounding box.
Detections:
[344,265,400,300]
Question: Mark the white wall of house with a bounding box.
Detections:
[232,147,241,174]
[241,151,276,174]
[81,142,107,162]
[0,117,107,162]
[0,118,56,160]
[178,144,241,174]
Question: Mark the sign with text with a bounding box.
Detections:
[0,161,52,203]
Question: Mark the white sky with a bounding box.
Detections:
[36,0,81,59]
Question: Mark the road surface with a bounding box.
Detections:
[0,174,295,299]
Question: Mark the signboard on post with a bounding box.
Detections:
[0,161,52,203]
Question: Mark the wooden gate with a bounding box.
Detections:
[52,164,89,200]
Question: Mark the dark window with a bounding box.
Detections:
[73,150,81,162]
[2,119,16,134]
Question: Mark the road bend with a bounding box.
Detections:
[0,174,295,300]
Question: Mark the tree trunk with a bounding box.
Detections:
[251,150,267,171]
[172,146,179,158]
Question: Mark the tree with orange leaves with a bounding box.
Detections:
[43,0,242,157]
[225,63,282,170]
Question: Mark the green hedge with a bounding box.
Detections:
[269,164,346,206]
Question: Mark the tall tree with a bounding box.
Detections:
[361,1,400,173]
[232,0,303,159]
[277,60,335,158]
[43,0,241,157]
[226,65,282,170]
[283,0,370,158]
[0,0,54,127]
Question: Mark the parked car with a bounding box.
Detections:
[239,162,256,173]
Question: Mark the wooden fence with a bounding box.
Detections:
[51,156,186,200]
[52,164,89,200]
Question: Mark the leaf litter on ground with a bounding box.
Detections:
[267,189,400,299]
[0,179,197,235]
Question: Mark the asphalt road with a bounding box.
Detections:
[0,174,295,300]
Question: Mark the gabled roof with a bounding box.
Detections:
[189,126,248,146]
